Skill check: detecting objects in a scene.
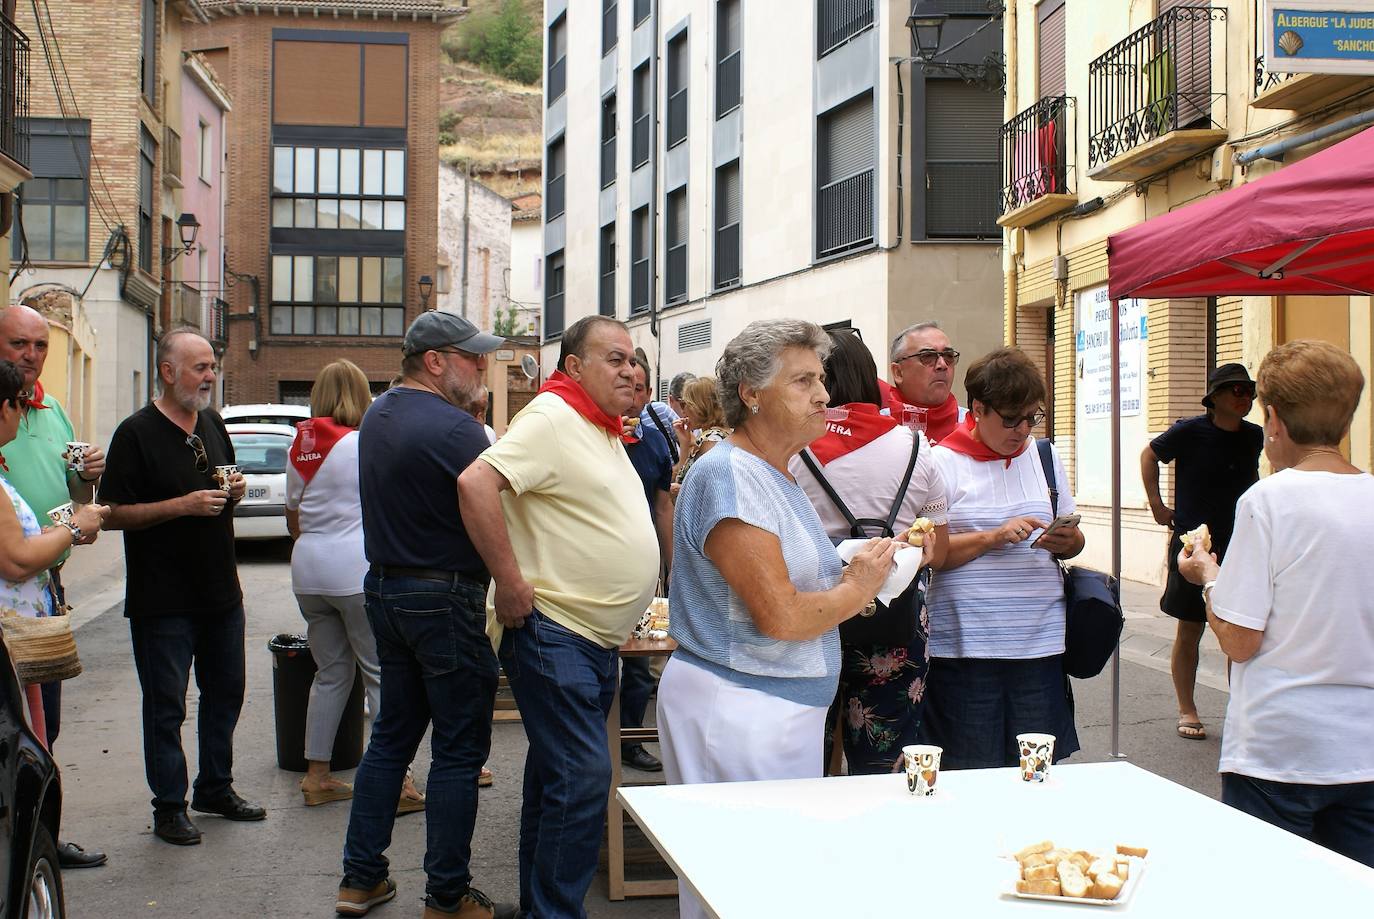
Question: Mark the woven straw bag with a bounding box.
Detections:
[0,612,82,685]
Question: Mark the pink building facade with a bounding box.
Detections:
[180,51,231,342]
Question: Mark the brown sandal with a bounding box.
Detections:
[1177,719,1207,740]
[301,779,354,806]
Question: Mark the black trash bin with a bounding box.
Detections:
[267,634,365,773]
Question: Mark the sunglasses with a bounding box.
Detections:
[186,434,209,473]
[1219,383,1255,398]
[896,348,960,368]
[991,407,1046,430]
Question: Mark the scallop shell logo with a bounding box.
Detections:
[1278,29,1304,56]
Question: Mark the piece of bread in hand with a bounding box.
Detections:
[906,517,936,546]
[1115,844,1148,858]
[1022,863,1058,881]
[1088,873,1125,900]
[1181,523,1211,555]
[1016,879,1062,896]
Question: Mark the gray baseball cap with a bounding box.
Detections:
[402,310,505,356]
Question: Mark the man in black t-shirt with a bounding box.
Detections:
[1141,363,1263,742]
[101,330,264,847]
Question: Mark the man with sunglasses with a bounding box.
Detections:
[1142,363,1263,743]
[886,321,966,443]
[101,329,261,847]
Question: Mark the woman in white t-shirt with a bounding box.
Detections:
[1179,340,1374,868]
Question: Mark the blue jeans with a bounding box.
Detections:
[619,656,655,745]
[500,610,618,919]
[1222,773,1374,868]
[342,572,499,907]
[128,605,246,813]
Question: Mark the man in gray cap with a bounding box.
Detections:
[336,311,517,919]
[1141,362,1262,744]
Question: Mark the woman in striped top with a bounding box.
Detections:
[921,348,1085,769]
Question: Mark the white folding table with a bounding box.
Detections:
[620,761,1374,917]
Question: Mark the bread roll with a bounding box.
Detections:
[1089,874,1124,900]
[1057,862,1090,898]
[1023,863,1057,881]
[1181,523,1211,555]
[1116,844,1148,858]
[906,517,935,547]
[1016,879,1061,896]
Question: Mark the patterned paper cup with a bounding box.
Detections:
[63,441,91,472]
[47,502,76,526]
[902,744,942,797]
[213,464,240,492]
[1017,733,1056,783]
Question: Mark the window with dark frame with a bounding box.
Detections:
[271,145,406,232]
[1038,0,1066,99]
[603,0,618,56]
[547,136,566,219]
[630,205,650,313]
[632,63,651,168]
[666,31,688,148]
[599,223,616,317]
[714,159,740,289]
[816,92,874,258]
[141,0,157,102]
[925,79,1000,239]
[546,249,566,336]
[13,120,91,264]
[665,186,687,303]
[269,254,405,337]
[138,126,156,272]
[716,0,742,118]
[548,14,568,104]
[601,93,617,189]
[634,0,651,27]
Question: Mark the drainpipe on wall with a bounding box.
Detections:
[1003,0,1018,347]
[648,1,661,344]
[461,162,472,319]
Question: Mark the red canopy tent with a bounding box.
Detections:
[1089,127,1374,756]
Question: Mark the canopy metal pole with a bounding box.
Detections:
[1110,299,1124,759]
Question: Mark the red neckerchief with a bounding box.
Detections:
[879,380,907,417]
[939,413,1029,468]
[538,371,623,438]
[22,381,50,411]
[879,383,960,444]
[289,417,355,486]
[808,402,899,465]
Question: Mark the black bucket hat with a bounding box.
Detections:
[1202,363,1255,408]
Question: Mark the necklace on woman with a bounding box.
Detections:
[1292,447,1346,471]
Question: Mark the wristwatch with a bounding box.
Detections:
[859,600,878,617]
[58,520,83,543]
[1202,580,1217,604]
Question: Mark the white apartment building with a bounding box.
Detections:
[541,0,1008,395]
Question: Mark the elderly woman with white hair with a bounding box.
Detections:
[658,320,897,911]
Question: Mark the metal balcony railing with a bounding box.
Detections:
[547,174,565,219]
[603,1,618,56]
[546,289,564,336]
[204,295,227,344]
[817,170,873,257]
[601,136,615,188]
[548,56,567,103]
[927,161,999,238]
[665,244,687,302]
[599,266,616,316]
[1087,6,1226,171]
[716,50,741,118]
[631,257,649,313]
[633,0,650,26]
[0,13,29,171]
[818,0,873,58]
[1253,55,1296,96]
[163,125,182,185]
[632,113,650,167]
[714,222,740,289]
[666,89,687,148]
[1000,95,1074,214]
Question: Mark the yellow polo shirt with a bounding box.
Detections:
[482,392,659,651]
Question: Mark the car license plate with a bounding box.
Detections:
[248,486,269,500]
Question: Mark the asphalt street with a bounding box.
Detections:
[52,537,1230,918]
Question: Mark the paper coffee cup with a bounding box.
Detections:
[47,502,75,526]
[63,441,90,472]
[902,744,942,797]
[213,464,240,492]
[1017,733,1056,783]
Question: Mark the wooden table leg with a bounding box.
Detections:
[606,687,625,900]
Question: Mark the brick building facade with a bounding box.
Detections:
[188,1,461,404]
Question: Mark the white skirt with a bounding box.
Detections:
[656,655,830,918]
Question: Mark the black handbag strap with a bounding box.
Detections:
[645,404,679,464]
[800,432,921,538]
[1036,438,1059,518]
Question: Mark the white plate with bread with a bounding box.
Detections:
[1004,840,1146,907]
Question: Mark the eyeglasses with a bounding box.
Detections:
[895,348,960,368]
[1222,383,1255,398]
[186,433,209,473]
[991,407,1046,430]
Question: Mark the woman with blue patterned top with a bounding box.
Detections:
[657,320,898,919]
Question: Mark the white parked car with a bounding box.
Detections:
[221,403,309,428]
[226,422,295,540]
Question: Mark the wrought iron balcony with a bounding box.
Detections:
[1252,53,1374,112]
[1087,6,1227,181]
[0,12,29,176]
[203,295,228,345]
[818,0,873,58]
[998,95,1076,228]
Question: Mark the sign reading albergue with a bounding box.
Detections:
[1265,0,1374,75]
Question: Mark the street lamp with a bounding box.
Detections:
[162,212,200,264]
[907,12,946,61]
[895,6,1005,93]
[417,274,434,310]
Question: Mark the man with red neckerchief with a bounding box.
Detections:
[460,315,658,919]
[884,320,967,443]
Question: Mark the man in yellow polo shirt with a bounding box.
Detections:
[460,315,657,919]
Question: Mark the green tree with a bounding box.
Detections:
[467,0,542,84]
[492,304,522,337]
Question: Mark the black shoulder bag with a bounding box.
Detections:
[799,435,931,648]
[644,404,680,465]
[1035,439,1124,680]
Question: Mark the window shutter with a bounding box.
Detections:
[1038,3,1066,99]
[668,188,688,246]
[716,161,740,227]
[925,80,1000,238]
[820,95,873,185]
[668,34,688,93]
[719,0,741,58]
[27,129,88,179]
